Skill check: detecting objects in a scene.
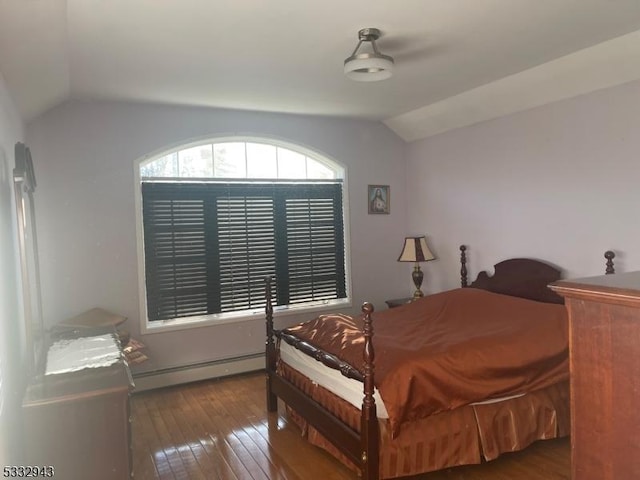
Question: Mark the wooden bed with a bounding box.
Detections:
[264,246,616,479]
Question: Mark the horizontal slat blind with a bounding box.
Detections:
[284,197,346,304]
[142,181,345,321]
[142,185,210,321]
[217,195,276,312]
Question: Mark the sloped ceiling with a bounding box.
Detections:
[1,0,640,141]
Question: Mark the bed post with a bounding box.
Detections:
[605,250,615,274]
[361,302,379,480]
[265,276,278,412]
[460,245,468,287]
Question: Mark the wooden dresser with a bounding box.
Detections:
[22,331,134,480]
[550,271,640,480]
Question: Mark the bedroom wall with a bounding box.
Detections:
[25,100,408,373]
[0,72,26,464]
[406,78,640,292]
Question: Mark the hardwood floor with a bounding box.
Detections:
[131,371,570,479]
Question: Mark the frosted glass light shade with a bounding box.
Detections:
[344,55,394,82]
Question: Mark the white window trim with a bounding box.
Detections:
[134,135,352,335]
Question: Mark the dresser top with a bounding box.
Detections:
[549,270,640,305]
[24,330,133,406]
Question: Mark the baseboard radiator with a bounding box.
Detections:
[131,353,265,392]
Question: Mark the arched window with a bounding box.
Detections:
[136,138,349,331]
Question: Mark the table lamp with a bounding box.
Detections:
[398,236,435,298]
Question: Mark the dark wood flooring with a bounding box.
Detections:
[131,371,570,479]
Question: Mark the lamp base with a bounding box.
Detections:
[412,264,424,298]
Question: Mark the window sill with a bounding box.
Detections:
[140,298,352,335]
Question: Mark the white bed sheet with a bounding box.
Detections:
[279,341,525,419]
[279,340,390,418]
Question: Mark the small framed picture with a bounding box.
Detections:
[368,185,390,214]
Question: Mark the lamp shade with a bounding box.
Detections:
[398,236,435,263]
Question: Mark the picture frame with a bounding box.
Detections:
[368,184,390,214]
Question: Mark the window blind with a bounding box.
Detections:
[142,181,345,322]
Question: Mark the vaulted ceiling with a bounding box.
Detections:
[1,1,640,141]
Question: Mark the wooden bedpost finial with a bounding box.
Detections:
[605,250,615,275]
[460,245,468,287]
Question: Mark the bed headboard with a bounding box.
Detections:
[459,246,617,305]
[470,257,564,304]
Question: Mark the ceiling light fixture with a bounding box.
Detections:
[344,28,394,82]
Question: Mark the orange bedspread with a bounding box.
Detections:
[283,287,569,436]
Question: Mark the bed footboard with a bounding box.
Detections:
[264,276,380,479]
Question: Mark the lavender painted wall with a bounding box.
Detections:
[26,100,408,372]
[406,79,640,292]
[0,73,25,464]
[26,77,640,377]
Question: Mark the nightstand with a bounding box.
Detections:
[385,297,415,308]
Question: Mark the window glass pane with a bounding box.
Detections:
[246,143,277,178]
[277,148,306,179]
[178,145,213,177]
[140,153,178,177]
[213,143,247,178]
[307,158,335,179]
